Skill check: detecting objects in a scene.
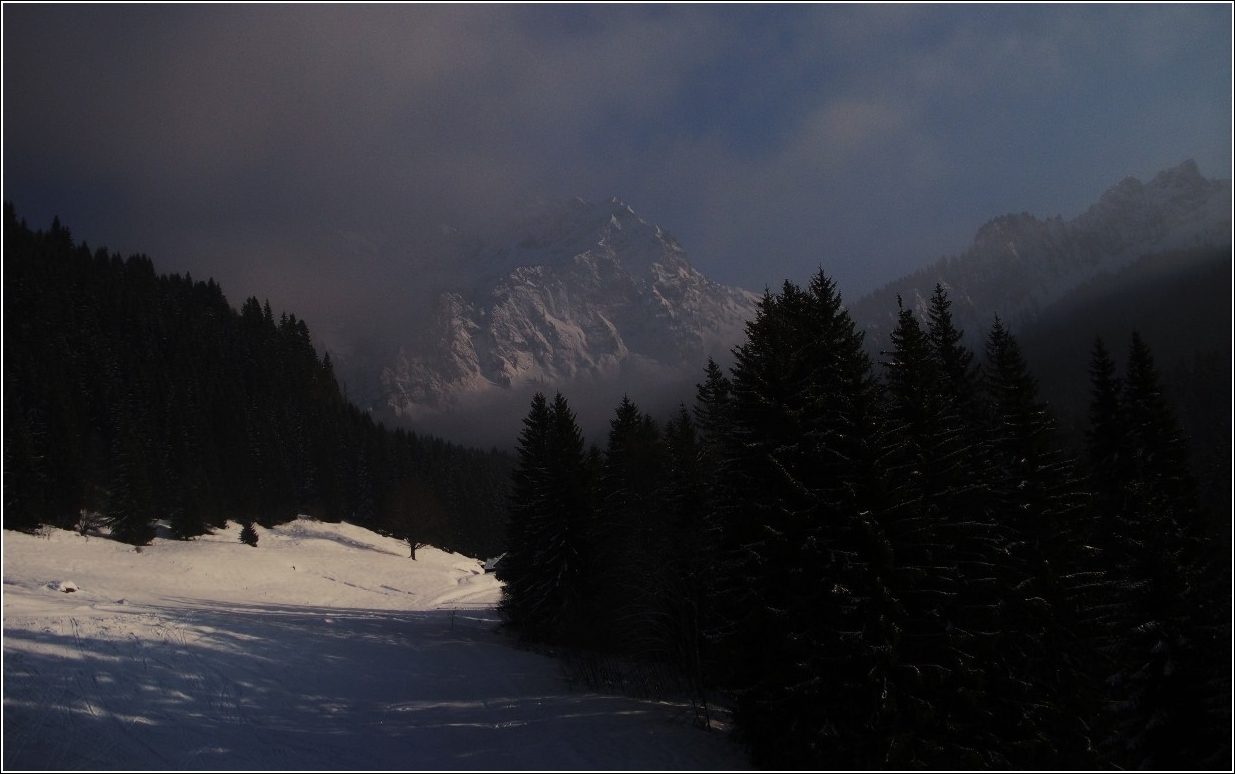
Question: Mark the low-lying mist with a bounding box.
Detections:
[373,355,724,452]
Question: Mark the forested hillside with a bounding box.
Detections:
[496,272,1231,770]
[1017,244,1232,523]
[4,203,1229,770]
[3,204,511,557]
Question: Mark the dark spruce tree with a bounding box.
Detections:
[105,420,159,546]
[239,521,258,547]
[693,357,734,449]
[655,403,712,708]
[708,271,892,768]
[1121,331,1200,505]
[592,395,668,655]
[690,357,737,693]
[1090,331,1230,770]
[977,316,1100,767]
[1085,337,1125,500]
[925,283,981,418]
[874,294,1008,766]
[497,393,596,645]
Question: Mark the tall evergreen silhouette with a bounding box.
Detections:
[874,295,1008,766]
[497,393,595,644]
[656,403,711,701]
[1089,331,1230,769]
[709,271,888,768]
[978,316,1099,766]
[592,396,667,654]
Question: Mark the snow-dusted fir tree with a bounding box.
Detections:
[708,270,888,768]
[977,316,1099,767]
[875,295,1005,766]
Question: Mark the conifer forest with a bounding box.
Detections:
[4,206,1230,769]
[497,275,1231,768]
[2,205,511,558]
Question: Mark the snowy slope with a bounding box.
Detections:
[2,520,747,770]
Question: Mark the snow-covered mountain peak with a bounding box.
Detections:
[382,198,759,419]
[476,197,687,280]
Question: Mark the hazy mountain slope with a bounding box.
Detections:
[378,198,759,442]
[842,160,1231,519]
[848,159,1231,350]
[1015,244,1231,493]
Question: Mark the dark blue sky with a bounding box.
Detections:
[4,4,1231,322]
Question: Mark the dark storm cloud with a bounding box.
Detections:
[5,4,732,321]
[4,3,1230,324]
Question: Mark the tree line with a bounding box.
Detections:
[496,270,1230,769]
[3,204,511,558]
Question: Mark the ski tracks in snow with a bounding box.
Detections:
[3,525,746,770]
[422,569,502,611]
[4,600,309,770]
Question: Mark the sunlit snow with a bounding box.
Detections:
[3,518,746,770]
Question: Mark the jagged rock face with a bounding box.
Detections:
[382,198,759,417]
[849,159,1232,348]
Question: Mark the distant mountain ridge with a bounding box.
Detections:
[381,197,760,418]
[848,159,1232,348]
[376,160,1229,437]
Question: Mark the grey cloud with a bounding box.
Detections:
[4,3,1228,366]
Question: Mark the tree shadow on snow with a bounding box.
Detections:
[2,600,745,771]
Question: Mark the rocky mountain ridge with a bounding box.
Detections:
[374,160,1229,438]
[381,197,760,419]
[848,159,1231,349]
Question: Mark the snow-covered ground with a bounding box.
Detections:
[2,519,747,770]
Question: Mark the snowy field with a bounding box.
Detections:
[2,518,747,770]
